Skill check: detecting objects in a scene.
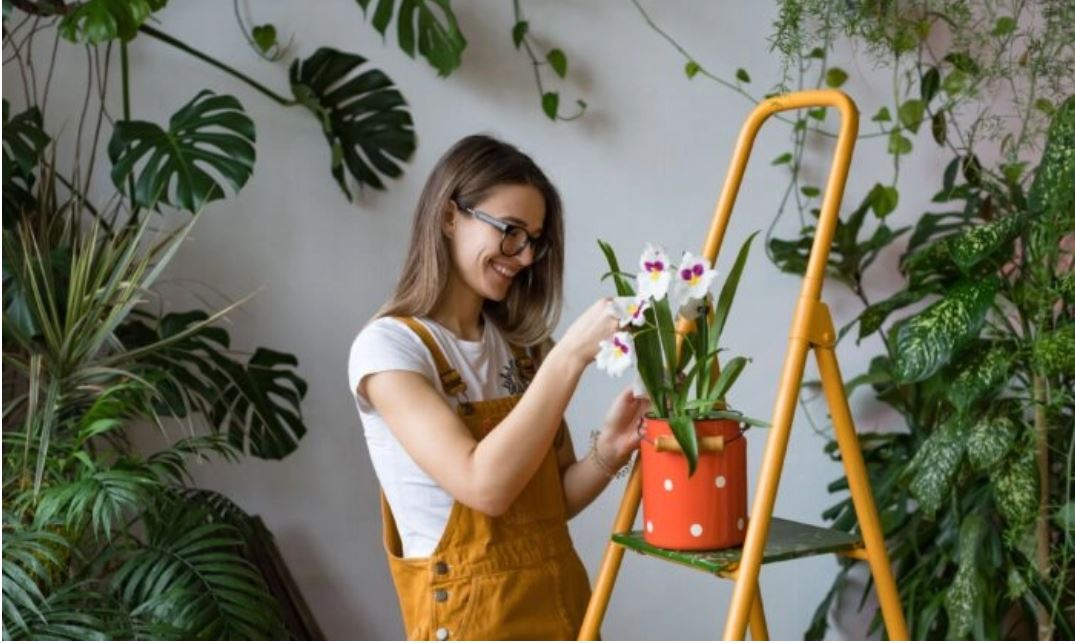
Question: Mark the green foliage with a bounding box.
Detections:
[356,0,467,77]
[290,47,417,198]
[108,90,256,213]
[59,0,167,44]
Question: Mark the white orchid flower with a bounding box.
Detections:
[596,331,636,378]
[672,252,717,317]
[610,296,650,327]
[637,244,672,301]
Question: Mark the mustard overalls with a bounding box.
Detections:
[379,317,592,640]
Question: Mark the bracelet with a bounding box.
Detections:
[589,430,631,480]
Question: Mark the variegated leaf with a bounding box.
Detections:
[1032,324,1075,376]
[991,452,1039,530]
[944,556,983,638]
[1028,95,1075,226]
[949,347,1012,411]
[966,416,1016,471]
[909,421,965,516]
[892,278,999,382]
[945,213,1024,273]
[853,287,935,341]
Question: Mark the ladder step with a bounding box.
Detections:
[611,518,863,575]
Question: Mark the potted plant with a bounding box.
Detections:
[595,233,768,551]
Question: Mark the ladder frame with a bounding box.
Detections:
[577,89,909,641]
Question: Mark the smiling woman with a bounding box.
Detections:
[347,135,651,640]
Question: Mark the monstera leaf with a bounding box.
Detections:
[108,90,255,213]
[290,48,416,200]
[2,101,49,225]
[356,0,466,76]
[59,0,167,43]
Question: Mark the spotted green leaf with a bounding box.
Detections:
[944,514,986,639]
[108,90,255,213]
[949,346,1012,411]
[966,416,1016,471]
[892,278,999,382]
[356,0,466,77]
[1028,95,1075,226]
[991,453,1038,529]
[853,287,934,342]
[908,421,965,516]
[1032,324,1075,376]
[945,213,1024,273]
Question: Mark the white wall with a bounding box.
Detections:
[6,1,949,639]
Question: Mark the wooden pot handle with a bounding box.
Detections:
[654,435,725,453]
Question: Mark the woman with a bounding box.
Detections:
[348,134,649,640]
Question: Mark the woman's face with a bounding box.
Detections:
[447,183,546,302]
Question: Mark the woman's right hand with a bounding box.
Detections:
[553,297,621,368]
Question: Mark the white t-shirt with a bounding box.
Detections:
[347,314,531,558]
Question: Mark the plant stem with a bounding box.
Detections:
[1033,373,1053,640]
[137,24,296,107]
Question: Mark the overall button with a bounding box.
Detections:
[435,626,450,640]
[434,561,449,575]
[433,589,449,603]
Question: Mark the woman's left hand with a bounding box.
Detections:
[598,387,651,468]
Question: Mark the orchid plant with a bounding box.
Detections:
[595,233,767,473]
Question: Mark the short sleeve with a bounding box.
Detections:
[348,318,437,413]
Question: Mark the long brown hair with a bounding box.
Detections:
[375,135,564,348]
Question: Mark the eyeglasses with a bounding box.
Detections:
[454,201,549,261]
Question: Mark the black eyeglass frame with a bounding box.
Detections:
[453,200,549,261]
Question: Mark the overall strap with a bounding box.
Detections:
[392,317,468,397]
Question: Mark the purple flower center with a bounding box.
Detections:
[613,337,630,354]
[693,264,704,276]
[680,267,693,280]
[644,260,664,273]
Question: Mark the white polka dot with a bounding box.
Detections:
[646,521,654,533]
[737,517,745,531]
[715,475,726,488]
[690,524,703,537]
[663,479,673,491]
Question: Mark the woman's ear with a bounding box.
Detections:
[442,204,457,239]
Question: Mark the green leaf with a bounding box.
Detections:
[710,232,758,345]
[943,69,966,95]
[58,0,164,43]
[992,16,1016,37]
[908,421,965,516]
[668,415,699,476]
[920,67,940,104]
[3,102,50,226]
[1028,95,1075,226]
[1032,324,1075,376]
[251,24,277,52]
[887,130,912,155]
[800,185,820,198]
[991,453,1038,530]
[944,514,986,639]
[546,48,567,78]
[824,67,848,88]
[807,46,825,59]
[949,347,1012,411]
[807,107,826,121]
[945,213,1024,273]
[684,60,700,79]
[966,416,1016,471]
[357,0,467,77]
[771,152,792,166]
[735,68,751,83]
[1033,98,1055,115]
[961,153,982,185]
[867,183,899,217]
[108,90,255,212]
[852,287,934,341]
[931,111,947,145]
[871,106,891,123]
[891,278,999,382]
[290,48,416,199]
[1055,502,1075,531]
[511,20,528,49]
[898,99,925,133]
[945,51,980,75]
[541,92,559,120]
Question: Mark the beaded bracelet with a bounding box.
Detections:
[589,430,631,480]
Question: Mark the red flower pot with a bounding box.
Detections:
[639,417,748,550]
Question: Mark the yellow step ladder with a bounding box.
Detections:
[578,89,909,641]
